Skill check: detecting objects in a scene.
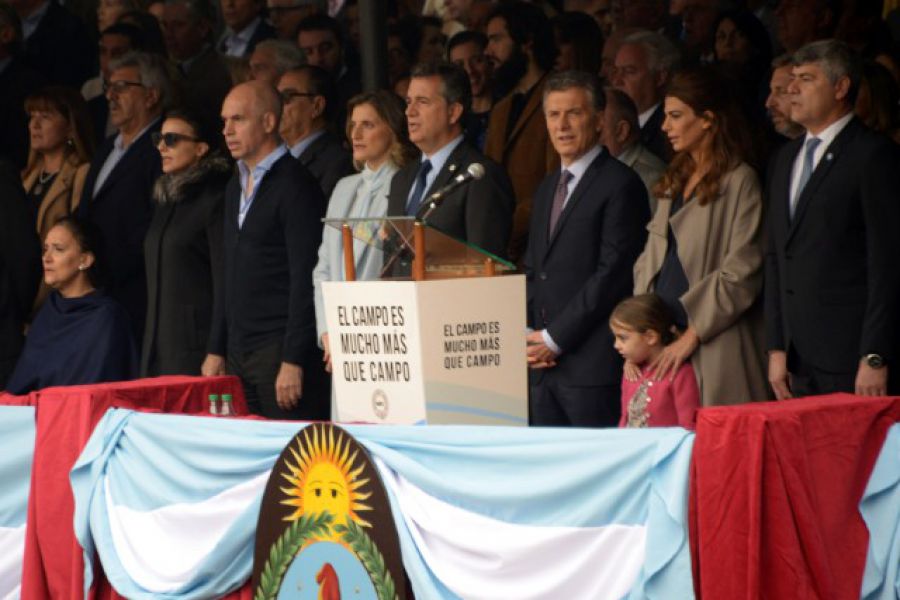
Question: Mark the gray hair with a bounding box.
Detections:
[254,39,305,73]
[622,30,680,75]
[792,39,862,104]
[110,51,175,111]
[543,70,606,111]
[771,53,793,70]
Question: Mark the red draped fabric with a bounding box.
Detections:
[690,393,900,600]
[0,376,247,600]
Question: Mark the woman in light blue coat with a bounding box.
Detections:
[314,90,418,370]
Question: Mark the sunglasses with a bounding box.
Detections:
[103,79,145,95]
[152,132,201,147]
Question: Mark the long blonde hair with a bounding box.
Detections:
[345,90,418,171]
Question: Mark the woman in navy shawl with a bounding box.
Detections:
[5,216,137,394]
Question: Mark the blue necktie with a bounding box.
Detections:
[406,159,432,216]
[790,137,821,219]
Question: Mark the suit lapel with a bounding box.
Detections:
[93,124,157,199]
[786,119,857,243]
[544,151,605,257]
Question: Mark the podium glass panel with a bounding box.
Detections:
[323,216,515,280]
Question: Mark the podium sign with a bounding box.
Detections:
[323,275,527,425]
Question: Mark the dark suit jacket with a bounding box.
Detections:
[141,154,231,377]
[21,1,94,87]
[209,152,325,366]
[180,46,233,127]
[0,59,46,169]
[387,139,515,260]
[639,104,673,164]
[0,161,41,387]
[218,18,276,57]
[764,117,900,373]
[524,148,649,386]
[78,120,163,343]
[297,131,354,202]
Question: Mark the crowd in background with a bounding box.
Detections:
[1,0,899,427]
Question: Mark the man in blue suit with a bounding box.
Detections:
[525,70,649,427]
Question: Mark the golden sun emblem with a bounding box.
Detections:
[280,424,373,543]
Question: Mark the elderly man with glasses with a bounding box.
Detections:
[78,51,171,342]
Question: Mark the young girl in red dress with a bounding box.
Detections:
[610,294,700,429]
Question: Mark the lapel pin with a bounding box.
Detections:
[448,164,457,172]
[826,153,833,161]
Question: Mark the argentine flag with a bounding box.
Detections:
[72,410,695,599]
[0,406,35,600]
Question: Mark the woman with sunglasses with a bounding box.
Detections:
[141,108,232,377]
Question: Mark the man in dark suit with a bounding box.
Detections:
[204,80,329,420]
[277,65,353,201]
[525,70,649,427]
[766,40,900,399]
[612,30,679,163]
[78,52,170,343]
[0,160,41,388]
[296,14,360,129]
[387,60,515,260]
[11,0,93,86]
[217,0,275,58]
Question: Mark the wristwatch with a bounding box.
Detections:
[863,354,886,369]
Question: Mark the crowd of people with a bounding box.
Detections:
[1,0,899,428]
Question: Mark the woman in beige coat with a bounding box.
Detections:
[21,86,94,309]
[632,67,768,406]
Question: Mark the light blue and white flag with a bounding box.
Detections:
[860,423,900,600]
[0,406,36,600]
[72,409,696,599]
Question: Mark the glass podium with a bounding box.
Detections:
[323,216,515,281]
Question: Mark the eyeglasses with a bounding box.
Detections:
[103,79,145,95]
[151,132,201,147]
[279,90,317,104]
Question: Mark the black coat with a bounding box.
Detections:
[209,151,325,365]
[141,154,231,377]
[0,161,41,387]
[78,120,163,343]
[524,148,649,386]
[387,140,515,260]
[639,104,673,164]
[296,131,354,202]
[21,1,94,87]
[764,117,900,373]
[0,60,46,169]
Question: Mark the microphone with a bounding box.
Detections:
[418,163,485,217]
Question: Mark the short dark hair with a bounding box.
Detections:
[792,39,863,105]
[487,1,557,72]
[99,22,146,50]
[163,106,221,150]
[604,86,639,130]
[552,11,603,74]
[543,70,606,111]
[288,64,338,121]
[410,60,472,117]
[296,13,344,46]
[447,30,487,56]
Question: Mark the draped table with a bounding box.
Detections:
[0,376,247,599]
[690,393,900,599]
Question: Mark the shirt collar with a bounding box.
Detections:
[114,116,160,151]
[562,144,602,180]
[288,129,326,159]
[238,143,288,180]
[22,0,51,39]
[804,111,854,149]
[227,16,261,42]
[420,134,464,175]
[638,103,660,129]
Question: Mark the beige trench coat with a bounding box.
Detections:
[634,162,769,406]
